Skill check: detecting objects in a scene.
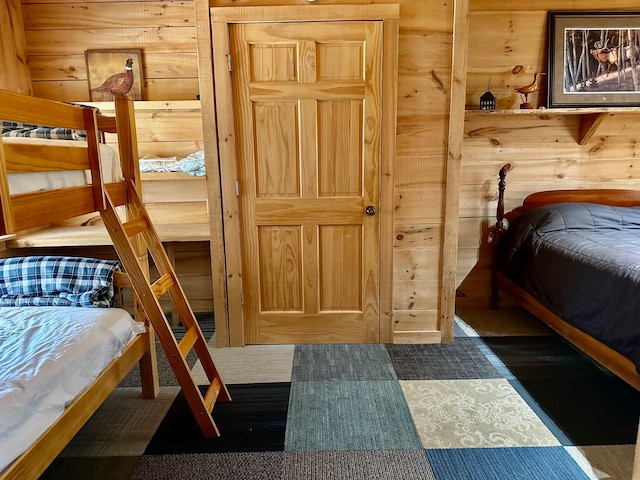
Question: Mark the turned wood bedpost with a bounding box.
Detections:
[491,163,511,309]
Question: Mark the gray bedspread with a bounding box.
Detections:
[497,202,640,371]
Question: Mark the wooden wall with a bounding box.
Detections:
[0,0,31,93]
[3,0,458,343]
[456,0,640,307]
[21,0,199,102]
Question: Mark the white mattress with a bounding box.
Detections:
[1,137,123,195]
[0,306,145,471]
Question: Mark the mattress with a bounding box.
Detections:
[497,202,640,370]
[1,137,122,195]
[0,306,144,471]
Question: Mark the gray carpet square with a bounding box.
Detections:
[285,380,421,451]
[386,338,503,380]
[130,452,284,480]
[291,344,397,381]
[283,450,435,480]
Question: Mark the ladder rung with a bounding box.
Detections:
[203,378,221,412]
[151,272,174,298]
[178,326,199,358]
[122,217,148,237]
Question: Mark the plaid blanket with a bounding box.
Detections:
[0,256,120,308]
[1,121,86,141]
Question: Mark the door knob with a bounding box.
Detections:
[365,205,376,216]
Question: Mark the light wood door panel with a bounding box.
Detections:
[229,20,382,344]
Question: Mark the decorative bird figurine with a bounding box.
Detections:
[92,58,135,99]
[515,73,545,109]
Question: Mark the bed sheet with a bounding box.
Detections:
[0,306,144,471]
[1,137,122,195]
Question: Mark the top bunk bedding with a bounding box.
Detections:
[496,202,640,371]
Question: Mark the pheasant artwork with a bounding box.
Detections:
[91,58,135,100]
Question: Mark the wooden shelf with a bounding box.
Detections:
[465,107,640,145]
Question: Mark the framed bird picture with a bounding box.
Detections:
[85,49,144,101]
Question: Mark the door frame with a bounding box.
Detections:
[200,4,398,346]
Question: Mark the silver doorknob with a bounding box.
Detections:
[365,205,376,216]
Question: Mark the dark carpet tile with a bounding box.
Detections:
[292,344,397,381]
[484,336,640,445]
[144,383,290,454]
[386,338,503,380]
[41,456,140,480]
[131,452,284,480]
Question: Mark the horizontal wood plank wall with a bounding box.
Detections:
[21,0,199,102]
[458,0,640,308]
[1,0,31,94]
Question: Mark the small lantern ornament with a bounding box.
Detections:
[479,80,496,111]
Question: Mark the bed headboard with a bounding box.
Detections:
[0,90,139,235]
[496,163,640,232]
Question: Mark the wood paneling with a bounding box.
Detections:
[1,0,31,93]
[21,0,199,101]
[459,1,640,307]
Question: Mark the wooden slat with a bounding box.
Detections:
[151,272,174,299]
[22,2,195,29]
[0,88,85,129]
[203,378,221,412]
[2,142,91,172]
[122,217,149,237]
[178,326,198,358]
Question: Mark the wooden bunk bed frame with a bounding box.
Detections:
[0,90,159,480]
[0,90,228,480]
[491,164,640,393]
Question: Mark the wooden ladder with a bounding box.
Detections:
[100,181,231,438]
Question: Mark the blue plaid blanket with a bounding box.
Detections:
[0,256,120,308]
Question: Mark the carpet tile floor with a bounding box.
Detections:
[39,306,640,479]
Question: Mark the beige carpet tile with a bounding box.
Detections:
[191,344,295,384]
[566,445,637,480]
[59,387,180,457]
[456,306,553,337]
[401,379,561,449]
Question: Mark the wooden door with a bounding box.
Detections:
[210,6,398,345]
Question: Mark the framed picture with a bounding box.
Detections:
[85,49,144,101]
[547,11,640,108]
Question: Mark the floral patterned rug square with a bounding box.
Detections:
[400,379,561,449]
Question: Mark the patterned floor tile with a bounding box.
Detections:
[283,450,435,480]
[386,339,502,380]
[285,380,421,451]
[425,446,590,480]
[401,379,560,449]
[58,387,180,457]
[291,344,397,381]
[191,344,295,384]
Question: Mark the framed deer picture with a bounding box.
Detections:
[547,11,640,108]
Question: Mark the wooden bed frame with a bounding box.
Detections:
[491,163,640,392]
[0,89,159,480]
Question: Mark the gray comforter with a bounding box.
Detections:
[497,202,640,371]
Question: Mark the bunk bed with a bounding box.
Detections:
[0,90,159,479]
[491,164,640,392]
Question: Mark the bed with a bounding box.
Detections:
[0,89,159,480]
[491,164,640,392]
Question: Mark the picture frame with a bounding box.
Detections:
[547,11,640,108]
[85,49,144,101]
